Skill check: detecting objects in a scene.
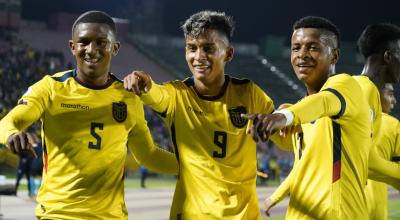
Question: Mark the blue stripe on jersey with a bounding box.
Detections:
[391,156,400,162]
[332,121,341,183]
[52,70,74,82]
[323,88,346,119]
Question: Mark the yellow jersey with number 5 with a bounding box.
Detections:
[0,69,178,219]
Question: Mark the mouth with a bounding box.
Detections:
[296,63,314,73]
[296,63,314,68]
[193,64,210,72]
[83,57,101,65]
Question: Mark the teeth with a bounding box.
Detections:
[84,58,100,63]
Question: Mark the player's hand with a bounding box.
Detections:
[241,113,263,142]
[6,132,37,158]
[243,113,287,142]
[276,104,301,137]
[123,71,152,96]
[264,197,276,217]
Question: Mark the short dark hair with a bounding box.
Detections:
[181,10,234,42]
[72,10,116,37]
[357,23,400,58]
[293,16,340,48]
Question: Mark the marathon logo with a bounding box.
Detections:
[61,103,90,110]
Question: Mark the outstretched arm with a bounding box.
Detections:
[243,90,342,142]
[0,105,39,157]
[124,71,172,114]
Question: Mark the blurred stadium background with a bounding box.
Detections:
[0,0,399,219]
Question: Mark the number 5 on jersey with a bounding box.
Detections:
[89,122,103,150]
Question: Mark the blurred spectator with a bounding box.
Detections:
[15,151,34,197]
[140,166,148,188]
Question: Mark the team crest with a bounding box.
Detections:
[228,106,248,128]
[112,102,127,123]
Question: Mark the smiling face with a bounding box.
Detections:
[69,23,120,80]
[185,29,233,85]
[291,28,339,92]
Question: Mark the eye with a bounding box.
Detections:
[186,45,197,52]
[309,45,320,51]
[78,39,90,46]
[291,46,300,52]
[97,40,108,47]
[203,45,215,53]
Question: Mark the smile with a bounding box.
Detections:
[84,57,101,64]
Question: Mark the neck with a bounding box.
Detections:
[76,70,110,87]
[305,67,334,95]
[194,74,225,96]
[361,56,386,89]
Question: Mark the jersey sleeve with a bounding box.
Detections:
[139,81,176,124]
[270,169,293,204]
[0,76,52,145]
[127,99,178,175]
[287,75,358,125]
[368,150,400,180]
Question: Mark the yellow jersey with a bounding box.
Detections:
[285,73,370,219]
[141,75,274,219]
[0,69,178,220]
[366,113,400,220]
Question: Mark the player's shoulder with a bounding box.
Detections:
[382,113,399,124]
[229,75,251,85]
[326,73,362,90]
[330,73,355,82]
[49,69,75,82]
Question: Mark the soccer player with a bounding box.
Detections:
[0,11,178,219]
[124,10,286,219]
[264,22,400,219]
[353,23,400,220]
[355,23,400,181]
[244,16,371,219]
[366,83,399,219]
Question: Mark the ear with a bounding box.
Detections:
[69,40,75,56]
[225,46,234,62]
[330,48,340,64]
[383,50,391,64]
[112,41,121,56]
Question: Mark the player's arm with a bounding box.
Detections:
[127,103,178,175]
[124,71,171,114]
[0,77,50,156]
[369,119,400,183]
[286,89,343,125]
[368,149,400,180]
[265,160,298,216]
[244,89,342,141]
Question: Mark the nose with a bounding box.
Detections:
[297,46,310,59]
[393,96,397,105]
[194,48,206,61]
[86,42,98,55]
